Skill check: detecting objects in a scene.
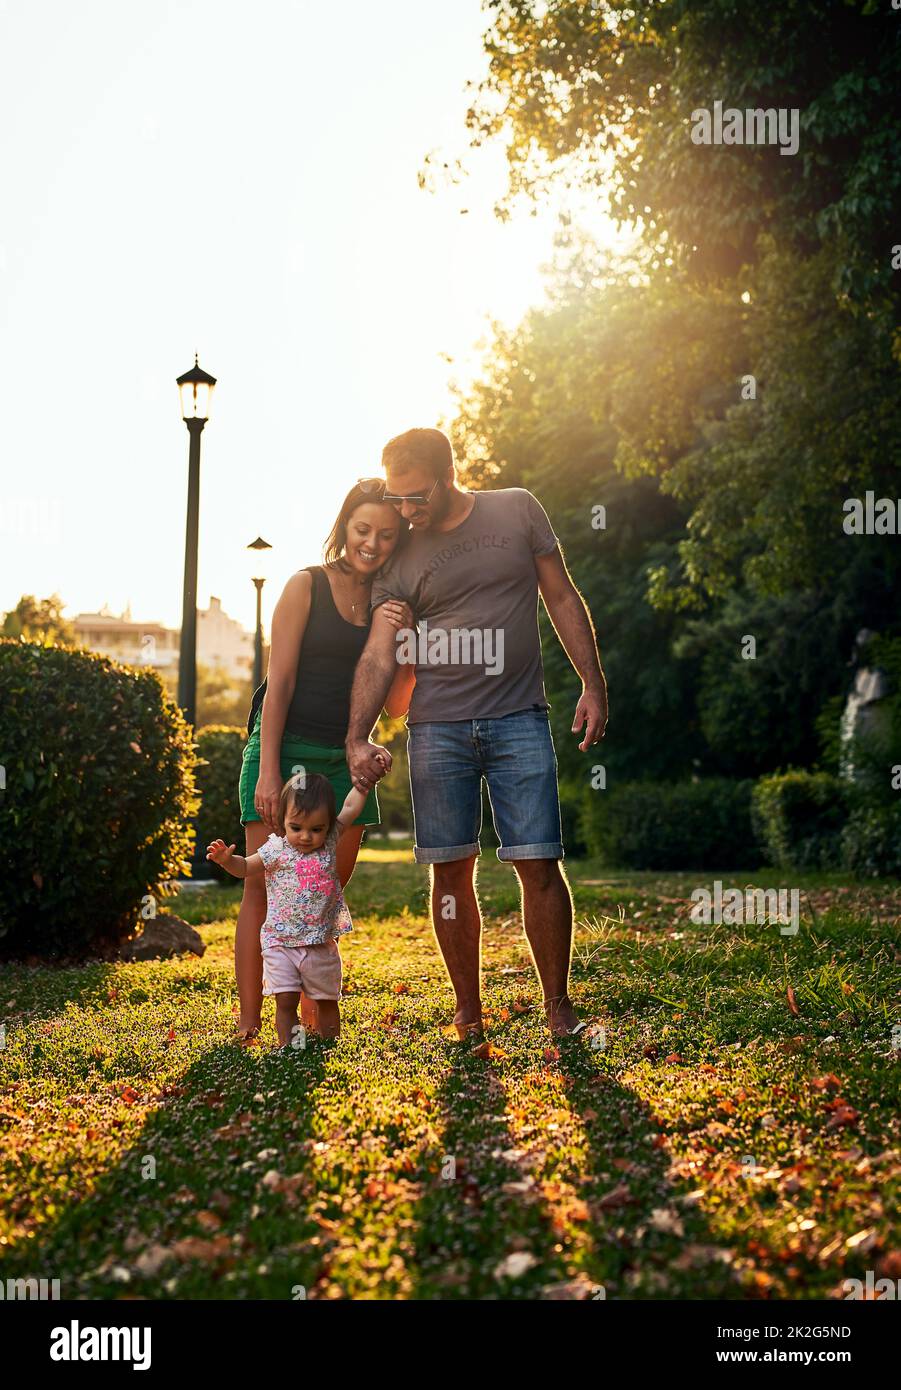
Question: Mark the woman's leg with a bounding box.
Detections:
[234,821,268,1036]
[336,824,365,889]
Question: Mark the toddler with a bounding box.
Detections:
[207,772,368,1045]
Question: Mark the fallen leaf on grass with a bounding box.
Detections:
[472,1041,508,1060]
[825,1101,859,1131]
[195,1211,223,1232]
[786,986,800,1016]
[597,1182,632,1210]
[541,1275,598,1300]
[169,1235,232,1263]
[811,1074,842,1092]
[846,1228,878,1253]
[133,1244,170,1277]
[120,1087,140,1106]
[494,1251,538,1279]
[649,1207,685,1236]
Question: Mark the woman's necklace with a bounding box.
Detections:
[331,564,370,621]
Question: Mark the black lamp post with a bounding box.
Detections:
[247,536,272,691]
[175,353,216,727]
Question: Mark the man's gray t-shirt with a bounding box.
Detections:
[371,488,558,723]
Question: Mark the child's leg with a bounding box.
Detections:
[274,991,301,1047]
[301,942,342,1039]
[313,999,340,1039]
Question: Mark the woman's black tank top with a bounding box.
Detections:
[246,565,370,746]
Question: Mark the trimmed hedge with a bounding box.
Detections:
[840,803,901,878]
[581,778,760,870]
[194,725,247,877]
[0,641,197,959]
[751,770,849,872]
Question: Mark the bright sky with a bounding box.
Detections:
[0,0,622,634]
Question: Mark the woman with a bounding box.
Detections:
[234,480,415,1039]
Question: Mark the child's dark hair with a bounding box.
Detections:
[278,772,337,834]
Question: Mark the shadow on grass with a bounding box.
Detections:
[0,960,118,1031]
[407,1034,735,1300]
[1,1039,337,1300]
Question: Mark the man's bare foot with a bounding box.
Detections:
[545,996,581,1036]
[450,1011,486,1045]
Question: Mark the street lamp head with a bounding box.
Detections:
[176,353,217,421]
[247,535,273,585]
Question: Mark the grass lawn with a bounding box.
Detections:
[1,847,899,1300]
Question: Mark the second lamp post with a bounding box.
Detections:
[247,536,272,691]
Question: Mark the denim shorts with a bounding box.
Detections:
[407,708,564,864]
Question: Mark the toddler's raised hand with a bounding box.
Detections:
[206,838,236,865]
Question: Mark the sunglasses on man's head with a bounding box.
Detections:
[357,476,441,508]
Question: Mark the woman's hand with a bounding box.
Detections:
[380,600,414,632]
[254,770,284,830]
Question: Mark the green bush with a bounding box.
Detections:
[194,725,247,877]
[0,640,198,959]
[581,778,759,870]
[840,803,901,878]
[558,779,589,857]
[751,770,849,871]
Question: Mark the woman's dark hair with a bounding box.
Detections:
[322,482,408,569]
[279,771,337,835]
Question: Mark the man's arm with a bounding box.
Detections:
[345,606,400,788]
[535,548,608,751]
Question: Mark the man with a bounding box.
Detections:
[346,428,608,1038]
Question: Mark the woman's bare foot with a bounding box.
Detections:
[234,1023,261,1044]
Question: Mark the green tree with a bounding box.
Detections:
[1,594,75,646]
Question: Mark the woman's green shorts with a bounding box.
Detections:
[238,715,380,827]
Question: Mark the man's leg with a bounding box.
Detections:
[482,709,577,1035]
[431,855,483,1038]
[513,858,579,1035]
[407,720,484,1039]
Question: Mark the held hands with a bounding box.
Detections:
[572,683,608,752]
[206,838,236,867]
[347,739,392,794]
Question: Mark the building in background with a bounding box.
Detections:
[196,596,254,682]
[73,597,253,680]
[73,606,179,671]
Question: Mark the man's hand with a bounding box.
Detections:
[572,684,608,752]
[346,738,392,793]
